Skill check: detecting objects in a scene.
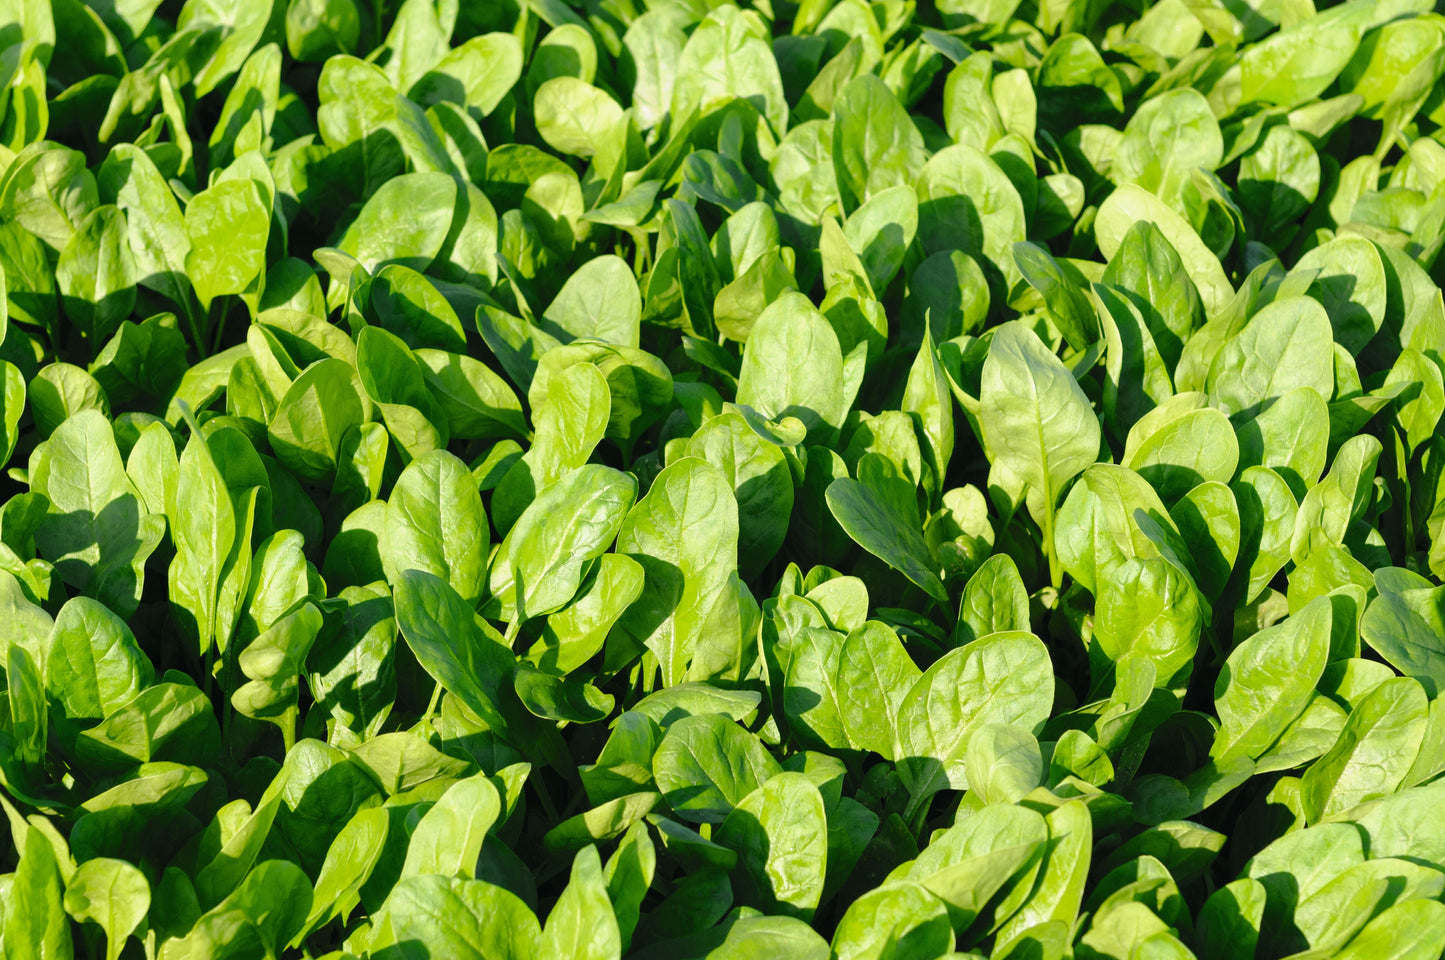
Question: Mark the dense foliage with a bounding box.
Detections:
[1,0,1445,957]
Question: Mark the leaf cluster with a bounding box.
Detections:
[1,0,1444,959]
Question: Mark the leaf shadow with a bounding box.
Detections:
[1037,85,1122,131]
[412,73,466,108]
[321,527,384,591]
[860,221,906,287]
[319,130,405,214]
[1238,179,1309,245]
[531,46,583,92]
[61,288,137,346]
[311,592,397,729]
[368,268,463,350]
[212,86,267,162]
[616,553,684,650]
[734,465,792,581]
[917,194,1008,303]
[371,938,433,960]
[1220,0,1279,39]
[1136,463,1206,505]
[36,493,160,619]
[658,782,717,815]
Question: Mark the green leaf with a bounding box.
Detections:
[1096,183,1232,317]
[5,829,74,960]
[298,806,387,941]
[980,321,1100,583]
[826,472,934,592]
[231,602,323,735]
[1207,296,1336,419]
[184,177,269,310]
[1125,407,1238,505]
[1360,573,1445,697]
[832,75,926,214]
[45,596,154,728]
[411,32,522,118]
[384,449,488,607]
[415,348,527,441]
[716,772,828,921]
[56,205,136,346]
[685,411,794,581]
[531,553,644,676]
[613,457,740,687]
[1015,242,1099,352]
[1331,898,1445,960]
[516,664,615,723]
[337,171,457,273]
[30,362,110,439]
[0,360,24,469]
[539,845,622,960]
[490,361,610,536]
[267,358,369,486]
[1235,386,1329,497]
[539,254,641,348]
[1197,879,1266,960]
[843,185,917,294]
[370,875,541,959]
[393,569,515,736]
[1237,0,1375,109]
[966,724,1045,804]
[355,324,449,463]
[507,464,635,623]
[308,582,396,740]
[1212,596,1332,763]
[917,144,1027,298]
[285,0,360,61]
[1117,90,1222,205]
[896,631,1054,808]
[63,857,149,960]
[1301,677,1429,823]
[400,772,501,879]
[31,410,165,618]
[830,881,954,960]
[368,264,469,353]
[534,77,624,160]
[96,144,202,337]
[783,626,849,751]
[737,292,851,444]
[835,620,921,761]
[669,6,788,139]
[1290,434,1382,565]
[653,713,781,824]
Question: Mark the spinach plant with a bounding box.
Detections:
[0,0,1444,958]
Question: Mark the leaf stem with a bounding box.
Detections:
[281,707,297,754]
[182,298,207,361]
[223,646,237,762]
[1205,619,1227,665]
[202,640,215,700]
[420,680,442,727]
[221,681,233,759]
[533,776,561,824]
[1043,504,1062,590]
[209,296,229,357]
[904,789,932,838]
